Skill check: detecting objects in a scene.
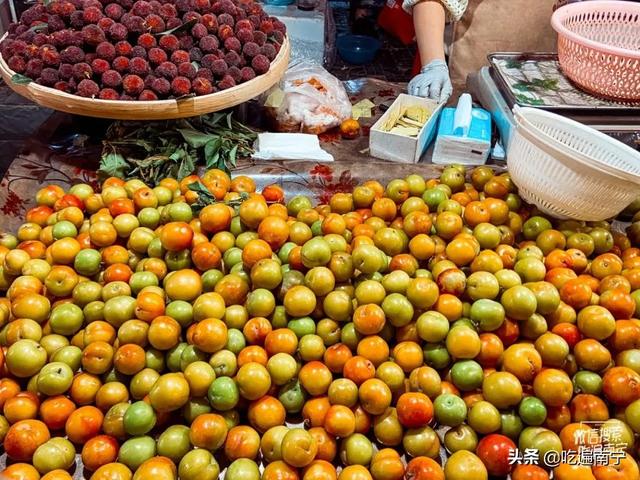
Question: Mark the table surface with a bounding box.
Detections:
[0,78,460,234]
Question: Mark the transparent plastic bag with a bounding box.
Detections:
[264,62,352,134]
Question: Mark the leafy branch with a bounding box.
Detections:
[98,111,256,185]
[188,181,249,214]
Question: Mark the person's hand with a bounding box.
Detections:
[408,59,453,103]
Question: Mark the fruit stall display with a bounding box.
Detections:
[0,0,290,119]
[1,164,640,480]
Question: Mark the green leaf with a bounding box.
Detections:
[204,138,222,168]
[226,112,233,129]
[98,152,129,179]
[156,18,197,36]
[203,112,225,129]
[177,155,196,179]
[188,181,215,203]
[108,138,154,151]
[169,147,186,162]
[228,144,238,168]
[188,181,210,195]
[178,128,217,148]
[11,73,32,85]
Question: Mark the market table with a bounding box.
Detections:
[0,78,476,478]
[0,78,449,232]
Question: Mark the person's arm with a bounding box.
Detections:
[404,0,467,101]
[413,0,446,67]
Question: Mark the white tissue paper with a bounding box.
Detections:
[252,133,334,162]
[432,93,492,166]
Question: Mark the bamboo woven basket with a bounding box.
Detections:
[0,35,289,120]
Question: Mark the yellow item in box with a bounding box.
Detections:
[265,88,285,108]
[369,93,444,163]
[380,105,431,137]
[351,99,376,120]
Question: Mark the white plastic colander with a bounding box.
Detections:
[507,107,640,221]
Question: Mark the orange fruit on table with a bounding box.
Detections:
[69,372,102,405]
[303,460,338,480]
[113,344,146,375]
[199,203,232,234]
[230,175,256,193]
[237,345,268,367]
[189,413,228,450]
[263,461,299,480]
[90,462,133,480]
[239,197,269,229]
[164,269,203,302]
[4,419,50,461]
[3,392,39,423]
[191,318,228,354]
[2,463,42,480]
[324,404,356,438]
[602,366,640,406]
[132,456,177,480]
[356,335,390,367]
[303,396,331,428]
[82,434,120,471]
[258,216,290,249]
[533,368,573,407]
[371,197,397,222]
[560,278,592,309]
[89,221,118,248]
[599,288,636,319]
[262,184,285,204]
[242,239,273,268]
[592,451,639,480]
[148,316,181,351]
[159,221,193,252]
[0,377,21,409]
[404,456,444,480]
[511,464,550,480]
[248,395,286,432]
[65,405,104,444]
[134,291,165,322]
[343,355,375,385]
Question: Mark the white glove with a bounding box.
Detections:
[408,59,453,103]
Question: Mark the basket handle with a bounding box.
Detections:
[513,109,640,184]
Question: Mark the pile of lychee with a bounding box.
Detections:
[1,0,286,100]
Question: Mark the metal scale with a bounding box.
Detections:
[467,53,640,152]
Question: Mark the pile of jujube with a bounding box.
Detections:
[0,0,286,100]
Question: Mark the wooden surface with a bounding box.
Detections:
[0,36,290,120]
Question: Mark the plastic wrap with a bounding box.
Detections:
[264,62,352,134]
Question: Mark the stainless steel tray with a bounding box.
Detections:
[488,52,640,114]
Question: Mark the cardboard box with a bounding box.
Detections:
[369,94,444,163]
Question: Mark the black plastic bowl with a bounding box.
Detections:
[337,35,382,65]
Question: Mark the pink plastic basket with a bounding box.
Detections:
[551,1,640,102]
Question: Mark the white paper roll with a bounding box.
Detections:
[453,93,473,137]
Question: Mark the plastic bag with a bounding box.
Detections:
[264,63,352,135]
